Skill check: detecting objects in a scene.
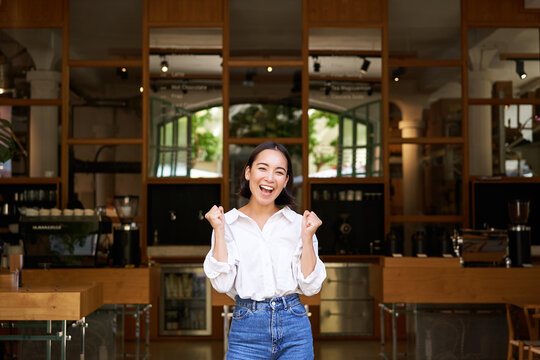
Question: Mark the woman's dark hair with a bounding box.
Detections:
[237,141,295,206]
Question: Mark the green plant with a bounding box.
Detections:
[308,110,339,172]
[191,109,220,164]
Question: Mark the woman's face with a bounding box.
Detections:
[245,149,289,206]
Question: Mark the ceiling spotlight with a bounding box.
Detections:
[367,85,373,96]
[160,58,169,73]
[116,67,128,80]
[313,56,321,73]
[139,86,144,93]
[515,60,526,79]
[324,81,331,96]
[243,70,256,87]
[266,66,273,72]
[360,57,370,74]
[392,67,405,82]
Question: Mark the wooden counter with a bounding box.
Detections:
[0,283,103,321]
[23,267,159,304]
[370,257,540,305]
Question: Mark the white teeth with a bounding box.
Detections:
[260,185,274,191]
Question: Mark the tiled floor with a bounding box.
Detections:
[129,339,405,360]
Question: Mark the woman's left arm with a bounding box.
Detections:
[300,210,320,277]
[296,211,327,296]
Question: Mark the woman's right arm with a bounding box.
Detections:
[203,205,237,293]
[206,205,228,262]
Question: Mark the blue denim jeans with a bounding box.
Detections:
[227,293,314,360]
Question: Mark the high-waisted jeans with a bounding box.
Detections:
[227,293,314,360]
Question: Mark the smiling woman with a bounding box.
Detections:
[203,141,326,360]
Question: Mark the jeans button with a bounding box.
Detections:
[271,301,276,306]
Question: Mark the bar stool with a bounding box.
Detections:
[528,345,540,360]
[506,304,540,360]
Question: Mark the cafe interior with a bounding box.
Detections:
[1,0,540,359]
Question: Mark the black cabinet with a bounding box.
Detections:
[311,183,384,255]
[147,184,220,246]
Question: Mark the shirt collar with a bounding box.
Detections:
[226,206,295,224]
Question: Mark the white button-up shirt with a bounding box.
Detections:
[203,206,327,301]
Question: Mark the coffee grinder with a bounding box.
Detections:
[507,198,531,267]
[112,195,141,267]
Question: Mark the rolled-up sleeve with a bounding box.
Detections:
[203,230,238,294]
[294,234,326,296]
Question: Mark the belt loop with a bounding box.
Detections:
[251,300,256,311]
[282,296,288,309]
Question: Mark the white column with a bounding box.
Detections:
[399,119,424,215]
[468,71,493,176]
[399,119,424,256]
[26,70,61,177]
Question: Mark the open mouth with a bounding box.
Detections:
[259,185,274,195]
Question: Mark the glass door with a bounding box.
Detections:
[160,264,212,336]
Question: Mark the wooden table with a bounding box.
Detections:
[370,257,540,304]
[23,268,156,304]
[0,283,103,360]
[370,257,540,360]
[23,267,158,359]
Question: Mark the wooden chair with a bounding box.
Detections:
[506,304,540,360]
[528,345,540,360]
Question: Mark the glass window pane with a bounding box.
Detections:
[149,28,223,178]
[469,104,539,177]
[174,151,188,177]
[389,67,462,138]
[72,144,141,209]
[69,0,142,60]
[229,144,302,211]
[229,66,302,138]
[230,0,301,58]
[357,122,367,146]
[389,0,460,60]
[70,68,143,139]
[177,116,188,147]
[343,118,354,147]
[0,29,62,99]
[468,28,539,98]
[340,148,353,176]
[308,27,382,179]
[0,105,61,178]
[390,144,462,216]
[164,122,174,146]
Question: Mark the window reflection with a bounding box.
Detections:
[229,103,301,138]
[471,104,539,177]
[390,144,462,216]
[149,99,222,177]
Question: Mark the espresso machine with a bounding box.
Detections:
[112,195,141,267]
[507,199,531,267]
